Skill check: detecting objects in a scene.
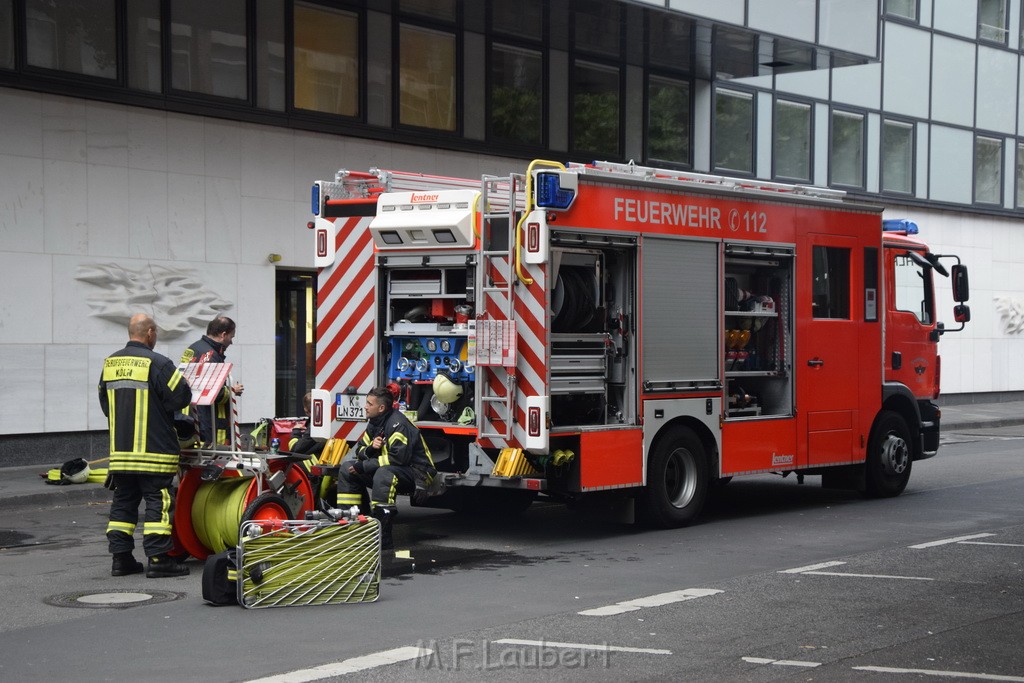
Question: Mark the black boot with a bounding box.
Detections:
[111,552,144,577]
[146,554,190,578]
[371,506,395,552]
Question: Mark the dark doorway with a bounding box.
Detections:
[275,270,316,417]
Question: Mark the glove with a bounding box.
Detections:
[349,460,367,476]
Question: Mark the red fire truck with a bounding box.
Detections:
[308,160,970,527]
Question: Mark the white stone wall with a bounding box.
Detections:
[0,88,522,435]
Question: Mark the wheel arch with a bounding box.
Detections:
[648,415,720,484]
[880,383,924,460]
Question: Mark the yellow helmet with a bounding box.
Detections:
[432,370,463,404]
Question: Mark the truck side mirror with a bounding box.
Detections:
[951,264,969,302]
[953,304,971,323]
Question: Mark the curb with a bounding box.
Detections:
[0,485,111,511]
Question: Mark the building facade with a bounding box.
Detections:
[0,0,1020,462]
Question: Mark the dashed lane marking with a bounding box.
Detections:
[779,561,933,581]
[495,639,672,655]
[853,665,1024,681]
[578,588,723,616]
[242,647,426,682]
[909,533,996,549]
[957,541,1024,547]
[742,657,821,668]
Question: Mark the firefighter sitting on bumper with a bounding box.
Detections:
[337,386,435,551]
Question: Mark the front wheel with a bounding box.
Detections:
[865,411,913,498]
[638,426,709,528]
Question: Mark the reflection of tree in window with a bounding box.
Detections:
[26,0,116,78]
[812,246,850,319]
[572,61,619,155]
[831,111,864,187]
[647,76,690,164]
[893,253,932,324]
[715,89,753,173]
[974,136,1002,204]
[490,44,542,146]
[774,100,811,181]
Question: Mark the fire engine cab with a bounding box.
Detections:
[309,160,970,527]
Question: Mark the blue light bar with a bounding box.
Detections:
[311,182,321,217]
[882,218,918,234]
[535,172,576,210]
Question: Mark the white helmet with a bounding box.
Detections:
[432,370,463,404]
[60,458,91,484]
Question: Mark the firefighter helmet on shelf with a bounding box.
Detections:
[432,370,463,404]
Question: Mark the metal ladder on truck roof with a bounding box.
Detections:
[475,173,524,442]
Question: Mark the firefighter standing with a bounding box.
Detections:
[99,314,193,578]
[337,387,436,551]
[180,316,244,446]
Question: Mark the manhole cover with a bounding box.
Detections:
[45,589,184,609]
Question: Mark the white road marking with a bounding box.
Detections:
[801,571,934,581]
[742,656,821,668]
[578,588,723,616]
[495,639,671,655]
[958,541,1024,547]
[779,561,847,574]
[853,665,1024,681]
[243,647,426,682]
[909,533,996,549]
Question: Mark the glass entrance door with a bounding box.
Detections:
[275,270,316,417]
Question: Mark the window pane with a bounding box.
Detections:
[256,0,285,111]
[714,27,755,79]
[978,0,1008,42]
[399,24,456,131]
[885,0,917,20]
[127,0,160,92]
[0,0,13,69]
[774,100,811,181]
[491,0,543,40]
[26,0,116,78]
[171,0,247,99]
[573,0,621,57]
[882,120,914,194]
[974,136,1002,204]
[294,2,358,116]
[648,12,691,71]
[1016,143,1024,207]
[831,110,864,187]
[490,44,543,146]
[647,75,690,164]
[572,61,620,155]
[812,246,850,320]
[400,0,456,22]
[714,89,753,174]
[894,252,931,324]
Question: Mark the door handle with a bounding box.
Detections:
[807,358,824,367]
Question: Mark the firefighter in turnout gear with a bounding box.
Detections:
[99,314,193,578]
[338,386,436,551]
[180,316,244,446]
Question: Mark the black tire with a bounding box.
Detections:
[639,426,709,528]
[240,493,292,525]
[865,411,913,498]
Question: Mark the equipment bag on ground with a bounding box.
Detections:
[202,548,239,606]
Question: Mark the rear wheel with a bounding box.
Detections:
[865,411,913,497]
[638,426,709,528]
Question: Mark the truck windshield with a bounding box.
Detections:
[893,251,933,324]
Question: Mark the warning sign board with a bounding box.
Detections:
[179,362,232,406]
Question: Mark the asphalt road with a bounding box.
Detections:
[0,426,1021,682]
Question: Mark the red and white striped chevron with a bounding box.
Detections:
[316,214,376,442]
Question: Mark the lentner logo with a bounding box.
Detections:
[411,193,439,202]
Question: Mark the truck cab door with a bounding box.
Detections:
[797,234,864,466]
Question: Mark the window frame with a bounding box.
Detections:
[978,0,1009,45]
[884,0,919,22]
[772,97,813,183]
[829,107,867,190]
[394,11,462,135]
[973,133,1004,205]
[713,86,756,176]
[880,117,916,196]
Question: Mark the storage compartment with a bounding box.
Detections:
[723,244,794,419]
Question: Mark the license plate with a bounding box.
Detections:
[336,395,365,421]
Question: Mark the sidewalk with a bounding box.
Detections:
[1,401,1021,511]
